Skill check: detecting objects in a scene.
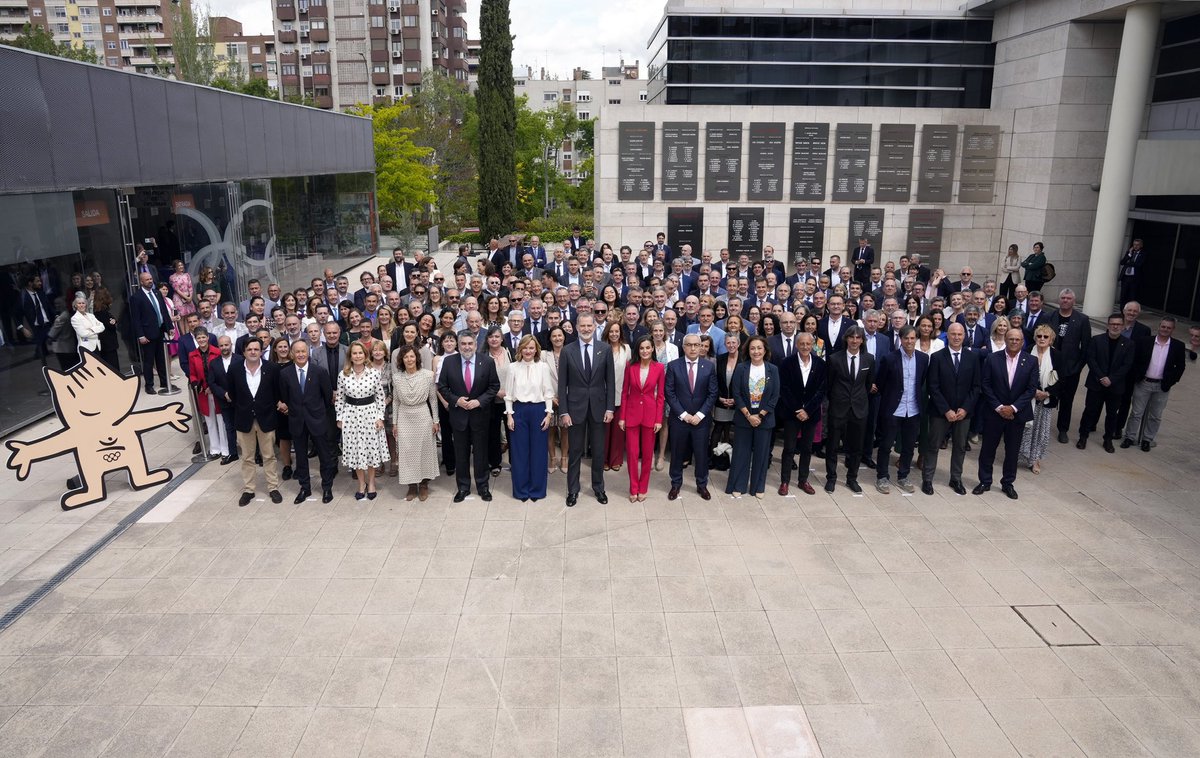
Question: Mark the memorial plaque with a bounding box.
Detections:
[847,208,885,254]
[906,209,944,260]
[875,123,916,203]
[727,207,765,257]
[661,122,699,200]
[787,208,826,263]
[959,125,1000,204]
[917,124,957,203]
[705,122,743,201]
[667,207,704,254]
[618,121,655,201]
[747,122,786,201]
[832,123,871,201]
[791,122,829,201]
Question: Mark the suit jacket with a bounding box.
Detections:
[386,260,414,292]
[557,339,616,423]
[437,352,500,431]
[278,361,334,436]
[826,350,876,421]
[960,321,989,352]
[731,361,781,428]
[1125,322,1151,342]
[206,353,242,409]
[1130,335,1187,391]
[767,334,802,366]
[816,316,851,354]
[938,279,981,299]
[778,353,826,423]
[129,286,172,342]
[547,260,571,282]
[620,361,666,427]
[742,296,775,319]
[227,359,281,433]
[927,347,982,417]
[1119,247,1145,279]
[20,288,53,328]
[526,246,548,267]
[491,246,524,270]
[1084,334,1135,394]
[1048,310,1091,376]
[982,349,1039,424]
[664,356,718,420]
[860,331,892,366]
[876,349,930,417]
[851,245,875,276]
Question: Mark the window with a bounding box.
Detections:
[32,7,42,16]
[313,63,328,74]
[106,40,116,49]
[389,20,400,33]
[576,91,591,102]
[515,79,525,86]
[371,16,383,27]
[311,19,325,29]
[104,24,113,32]
[102,7,111,15]
[55,23,70,33]
[81,23,95,33]
[608,98,620,105]
[107,56,117,65]
[252,45,261,54]
[54,7,67,18]
[639,91,648,101]
[608,78,620,85]
[120,39,129,50]
[376,86,386,96]
[543,92,557,101]
[281,21,292,31]
[404,62,419,73]
[562,92,571,101]
[577,110,590,119]
[79,6,94,16]
[403,15,418,27]
[282,64,297,75]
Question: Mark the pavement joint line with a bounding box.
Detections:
[0,459,209,631]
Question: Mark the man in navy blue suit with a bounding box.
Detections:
[975,327,1039,499]
[874,326,928,494]
[129,270,174,394]
[664,333,718,501]
[922,323,981,495]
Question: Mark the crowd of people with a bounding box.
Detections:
[27,234,1199,508]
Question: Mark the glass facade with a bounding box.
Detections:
[648,14,995,107]
[1130,212,1200,321]
[1152,12,1200,103]
[0,173,375,437]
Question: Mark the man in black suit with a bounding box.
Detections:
[1117,238,1145,306]
[1046,288,1091,442]
[568,227,588,254]
[974,328,1039,499]
[227,337,283,506]
[664,334,718,501]
[922,323,980,495]
[778,332,826,495]
[437,332,500,502]
[1114,300,1152,432]
[385,247,414,295]
[852,239,874,286]
[491,235,524,271]
[207,335,241,465]
[277,341,336,504]
[939,266,982,300]
[19,274,53,360]
[129,270,173,394]
[557,313,616,507]
[768,311,800,366]
[817,295,851,354]
[1122,316,1188,451]
[874,326,928,495]
[653,231,672,262]
[1077,313,1134,452]
[824,326,876,493]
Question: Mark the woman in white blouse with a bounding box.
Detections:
[504,335,556,501]
[70,295,105,352]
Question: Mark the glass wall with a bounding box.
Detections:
[1130,217,1200,320]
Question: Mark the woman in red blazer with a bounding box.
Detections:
[619,336,666,501]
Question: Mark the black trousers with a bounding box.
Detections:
[1079,387,1122,441]
[669,417,712,488]
[779,415,819,485]
[437,401,456,473]
[1114,382,1137,434]
[140,338,169,388]
[220,406,238,456]
[488,402,506,469]
[826,414,866,485]
[451,421,489,493]
[878,414,920,482]
[1055,371,1082,433]
[1119,277,1138,307]
[978,412,1023,487]
[566,414,606,495]
[292,423,336,491]
[861,394,882,453]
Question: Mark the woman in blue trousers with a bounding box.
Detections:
[504,335,556,501]
[727,335,780,499]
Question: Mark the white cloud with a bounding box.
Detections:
[204,0,274,35]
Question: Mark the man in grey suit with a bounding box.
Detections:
[557,313,616,507]
[311,322,348,374]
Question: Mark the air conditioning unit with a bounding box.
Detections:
[391,50,401,58]
[388,3,399,10]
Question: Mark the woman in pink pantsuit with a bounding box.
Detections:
[619,336,665,501]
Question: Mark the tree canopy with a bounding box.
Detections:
[5,24,99,64]
[347,102,437,228]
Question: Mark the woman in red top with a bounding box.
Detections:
[187,328,228,458]
[619,336,665,501]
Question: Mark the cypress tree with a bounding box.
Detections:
[476,0,516,241]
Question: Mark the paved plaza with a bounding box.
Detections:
[0,358,1199,757]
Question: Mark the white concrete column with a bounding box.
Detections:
[1084,2,1161,317]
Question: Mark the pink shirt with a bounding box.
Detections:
[1147,337,1170,380]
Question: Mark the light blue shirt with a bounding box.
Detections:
[895,350,919,418]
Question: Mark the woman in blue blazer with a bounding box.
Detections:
[727,335,781,499]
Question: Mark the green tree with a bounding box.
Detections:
[170,3,217,84]
[476,0,516,240]
[6,23,99,64]
[348,102,437,228]
[237,78,276,100]
[400,71,479,230]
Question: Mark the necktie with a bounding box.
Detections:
[146,289,161,322]
[298,367,306,392]
[464,359,473,392]
[688,361,696,392]
[785,337,792,357]
[953,352,960,373]
[532,320,539,333]
[850,354,857,379]
[583,343,592,378]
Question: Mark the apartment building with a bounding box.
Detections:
[272,0,468,111]
[0,0,176,74]
[211,15,277,90]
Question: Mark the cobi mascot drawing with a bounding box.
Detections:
[5,351,191,510]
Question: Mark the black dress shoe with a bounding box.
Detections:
[697,485,711,501]
[144,386,157,395]
[1141,440,1151,452]
[366,491,377,500]
[269,489,282,504]
[1002,484,1019,500]
[1076,438,1087,450]
[322,489,333,504]
[566,492,578,507]
[1120,438,1135,449]
[861,457,876,469]
[479,489,492,502]
[295,488,311,504]
[238,492,254,507]
[282,465,293,481]
[255,454,263,465]
[668,486,680,501]
[355,491,366,501]
[1102,439,1115,453]
[950,480,967,496]
[594,490,608,505]
[1058,431,1069,443]
[846,481,862,494]
[972,483,990,495]
[220,454,237,466]
[193,441,202,455]
[453,490,468,503]
[824,480,836,493]
[921,481,934,496]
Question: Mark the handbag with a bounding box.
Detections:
[1041,262,1056,283]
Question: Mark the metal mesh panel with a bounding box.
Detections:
[41,57,103,190]
[310,114,331,175]
[219,95,248,175]
[0,50,54,192]
[295,110,315,175]
[279,107,299,176]
[262,102,285,176]
[89,68,141,186]
[195,88,228,181]
[166,86,203,182]
[129,76,175,183]
[241,98,268,178]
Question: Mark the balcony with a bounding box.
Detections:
[307,4,326,17]
[314,94,333,109]
[369,25,387,40]
[403,71,421,85]
[0,0,30,6]
[312,72,331,85]
[276,3,296,20]
[310,28,327,42]
[277,29,296,43]
[372,71,391,85]
[0,11,29,24]
[401,26,420,39]
[371,48,389,63]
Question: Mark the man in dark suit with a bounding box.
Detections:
[1113,300,1152,432]
[129,270,173,394]
[490,235,524,271]
[557,313,616,507]
[311,322,348,375]
[1046,288,1091,443]
[277,341,336,504]
[385,247,414,295]
[653,232,672,262]
[768,311,800,366]
[852,239,874,286]
[1077,312,1134,452]
[939,266,982,300]
[207,334,242,465]
[437,331,500,502]
[960,307,989,352]
[974,328,1039,499]
[227,337,283,506]
[817,295,851,354]
[874,326,928,494]
[19,274,54,360]
[568,227,589,254]
[777,332,826,495]
[922,323,981,496]
[824,326,876,493]
[664,333,718,501]
[1122,316,1188,451]
[1117,238,1145,306]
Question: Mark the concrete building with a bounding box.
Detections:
[0,0,177,74]
[211,16,277,91]
[596,0,1200,320]
[272,0,468,111]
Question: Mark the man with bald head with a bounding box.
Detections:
[276,341,336,504]
[130,270,174,393]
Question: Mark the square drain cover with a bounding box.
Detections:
[1012,605,1098,646]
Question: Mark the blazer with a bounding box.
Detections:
[278,361,334,436]
[778,353,826,423]
[826,350,876,422]
[1129,335,1186,391]
[876,349,930,417]
[310,341,348,375]
[1125,322,1151,342]
[731,361,780,428]
[620,361,666,428]
[981,349,1039,424]
[960,321,990,352]
[386,260,414,292]
[861,331,892,365]
[556,339,616,423]
[927,347,983,417]
[227,359,282,433]
[129,286,172,342]
[851,245,875,274]
[20,288,53,328]
[436,352,501,431]
[1084,333,1135,394]
[1047,310,1091,375]
[938,279,981,299]
[206,352,242,408]
[664,356,718,420]
[816,316,851,354]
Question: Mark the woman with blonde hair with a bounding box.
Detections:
[337,341,390,499]
[504,335,556,501]
[1020,323,1060,475]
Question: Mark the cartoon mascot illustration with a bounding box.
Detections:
[5,351,191,510]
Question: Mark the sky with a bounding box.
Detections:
[206,0,662,80]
